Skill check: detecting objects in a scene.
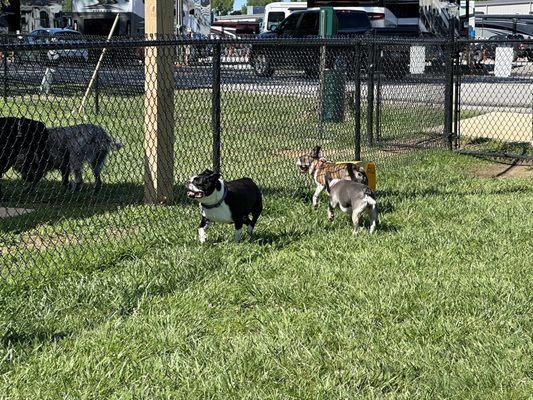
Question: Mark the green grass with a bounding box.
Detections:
[1,91,531,398]
[0,150,532,398]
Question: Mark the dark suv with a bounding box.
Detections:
[250,9,410,78]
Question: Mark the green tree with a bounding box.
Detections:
[212,0,234,15]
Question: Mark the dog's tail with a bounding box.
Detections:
[324,172,333,194]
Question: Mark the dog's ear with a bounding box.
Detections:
[311,145,321,159]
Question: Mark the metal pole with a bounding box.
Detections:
[94,71,100,114]
[366,39,375,147]
[212,43,221,174]
[375,47,382,143]
[3,51,7,102]
[444,22,455,150]
[354,42,361,161]
[453,53,461,149]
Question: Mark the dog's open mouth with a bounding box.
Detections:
[298,165,309,173]
[187,190,204,199]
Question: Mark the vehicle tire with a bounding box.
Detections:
[251,53,274,77]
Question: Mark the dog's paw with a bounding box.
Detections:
[198,228,207,244]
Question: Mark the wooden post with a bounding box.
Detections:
[144,0,175,204]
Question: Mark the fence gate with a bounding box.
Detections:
[454,38,533,164]
[372,39,451,152]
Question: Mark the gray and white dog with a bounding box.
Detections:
[325,172,377,234]
[15,124,122,192]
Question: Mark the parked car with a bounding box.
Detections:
[481,34,530,61]
[250,9,411,79]
[17,28,88,64]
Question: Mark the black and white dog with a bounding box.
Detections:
[186,169,263,243]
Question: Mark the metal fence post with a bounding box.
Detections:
[94,71,100,115]
[366,39,375,147]
[375,47,382,144]
[444,25,455,150]
[453,53,461,149]
[353,41,362,161]
[212,43,222,174]
[3,50,7,102]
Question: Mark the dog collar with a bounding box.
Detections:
[200,185,227,210]
[310,157,327,174]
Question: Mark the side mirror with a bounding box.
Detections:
[269,24,278,32]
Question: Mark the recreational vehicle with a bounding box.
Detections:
[72,0,211,36]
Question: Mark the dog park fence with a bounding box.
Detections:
[0,35,531,280]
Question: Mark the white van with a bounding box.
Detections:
[261,1,398,33]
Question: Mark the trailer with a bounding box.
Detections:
[72,0,211,37]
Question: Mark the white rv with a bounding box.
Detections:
[262,2,307,32]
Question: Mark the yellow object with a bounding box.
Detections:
[365,162,376,191]
[334,161,377,191]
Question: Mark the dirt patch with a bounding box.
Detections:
[1,226,140,255]
[471,163,533,179]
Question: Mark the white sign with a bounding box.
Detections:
[73,0,133,14]
[410,46,425,74]
[494,47,513,77]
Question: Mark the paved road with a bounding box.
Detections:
[2,62,531,111]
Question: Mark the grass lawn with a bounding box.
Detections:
[0,89,532,398]
[0,149,532,398]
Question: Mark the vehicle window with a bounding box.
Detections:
[54,31,81,40]
[267,11,286,31]
[298,12,319,35]
[277,13,301,33]
[335,11,371,31]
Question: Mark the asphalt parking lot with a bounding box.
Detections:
[2,58,531,112]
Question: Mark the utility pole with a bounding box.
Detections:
[144,0,175,204]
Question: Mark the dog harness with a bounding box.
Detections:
[200,185,228,210]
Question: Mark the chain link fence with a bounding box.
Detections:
[0,35,531,281]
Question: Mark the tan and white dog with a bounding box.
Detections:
[297,146,368,208]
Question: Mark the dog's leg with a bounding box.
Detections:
[198,216,211,244]
[248,196,263,235]
[368,205,378,234]
[234,220,244,243]
[60,166,70,189]
[327,201,335,222]
[312,184,325,209]
[72,168,83,192]
[351,205,366,235]
[91,151,107,193]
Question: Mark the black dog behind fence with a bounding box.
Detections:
[0,35,531,279]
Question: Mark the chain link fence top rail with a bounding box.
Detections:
[0,35,531,281]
